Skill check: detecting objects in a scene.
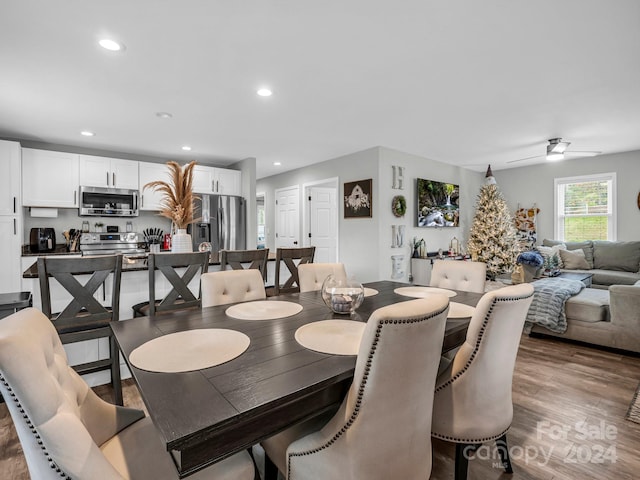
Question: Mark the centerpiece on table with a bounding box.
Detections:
[144,160,198,253]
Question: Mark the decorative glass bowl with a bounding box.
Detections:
[321,274,365,314]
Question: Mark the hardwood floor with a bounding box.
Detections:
[2,335,639,479]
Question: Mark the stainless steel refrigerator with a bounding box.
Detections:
[189,194,246,252]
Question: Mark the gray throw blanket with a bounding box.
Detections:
[525,278,585,333]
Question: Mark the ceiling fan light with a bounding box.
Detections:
[546,152,565,161]
[548,138,570,154]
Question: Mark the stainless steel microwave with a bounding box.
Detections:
[79,186,139,217]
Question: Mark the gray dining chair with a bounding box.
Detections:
[0,307,256,480]
[37,254,123,405]
[220,248,270,281]
[132,251,209,317]
[431,283,534,480]
[273,247,316,296]
[261,294,450,480]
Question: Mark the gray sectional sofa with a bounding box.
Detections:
[529,240,640,353]
[530,280,640,353]
[541,239,640,288]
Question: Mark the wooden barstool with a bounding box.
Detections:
[37,254,124,405]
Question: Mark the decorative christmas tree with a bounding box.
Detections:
[467,165,520,279]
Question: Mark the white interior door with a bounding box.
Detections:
[275,186,300,249]
[308,186,337,263]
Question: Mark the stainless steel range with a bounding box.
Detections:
[79,232,145,256]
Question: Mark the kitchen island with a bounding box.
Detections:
[21,249,278,387]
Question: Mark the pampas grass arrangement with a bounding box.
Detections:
[144,160,198,230]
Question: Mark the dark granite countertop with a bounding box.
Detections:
[21,245,80,256]
[22,250,275,278]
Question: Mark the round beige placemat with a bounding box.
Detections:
[225,300,303,320]
[363,287,378,297]
[295,320,366,356]
[394,286,457,298]
[448,302,476,318]
[129,329,250,373]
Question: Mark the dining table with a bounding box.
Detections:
[110,280,483,478]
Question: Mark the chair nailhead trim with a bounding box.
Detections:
[431,427,510,444]
[0,373,71,479]
[287,305,448,479]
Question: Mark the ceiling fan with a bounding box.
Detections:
[506,138,602,164]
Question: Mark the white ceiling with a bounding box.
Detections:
[2,1,639,179]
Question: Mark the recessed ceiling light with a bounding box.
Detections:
[273,162,281,166]
[156,112,173,119]
[99,38,125,52]
[181,146,192,151]
[257,88,273,97]
[80,131,95,137]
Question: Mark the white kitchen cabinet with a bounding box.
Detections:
[138,162,168,211]
[79,154,139,190]
[0,140,21,217]
[192,165,214,194]
[22,148,79,208]
[213,167,242,196]
[193,165,242,196]
[0,141,23,293]
[0,217,22,293]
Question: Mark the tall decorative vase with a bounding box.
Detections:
[171,229,193,253]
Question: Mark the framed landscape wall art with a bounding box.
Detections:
[417,178,459,227]
[344,178,372,218]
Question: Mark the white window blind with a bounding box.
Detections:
[554,173,616,242]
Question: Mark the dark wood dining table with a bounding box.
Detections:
[110,280,483,478]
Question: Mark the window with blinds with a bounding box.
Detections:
[554,173,616,241]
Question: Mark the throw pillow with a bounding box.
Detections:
[559,248,590,270]
[543,239,594,268]
[536,243,566,268]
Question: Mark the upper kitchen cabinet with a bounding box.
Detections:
[22,148,79,208]
[213,167,241,196]
[138,162,168,211]
[193,165,241,196]
[0,140,21,216]
[79,155,139,190]
[192,165,214,194]
[0,140,22,293]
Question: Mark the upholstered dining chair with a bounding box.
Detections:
[431,283,534,480]
[220,248,270,281]
[37,254,124,405]
[273,246,316,296]
[132,251,209,317]
[430,259,487,293]
[261,295,450,480]
[0,308,256,480]
[298,263,347,293]
[201,269,267,307]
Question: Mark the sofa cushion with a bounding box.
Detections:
[589,269,640,287]
[537,244,566,267]
[565,288,610,323]
[543,239,594,268]
[559,249,590,270]
[593,240,640,272]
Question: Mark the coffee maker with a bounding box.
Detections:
[29,227,56,253]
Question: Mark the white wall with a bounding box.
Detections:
[494,150,640,242]
[257,147,381,282]
[257,146,484,283]
[377,147,483,282]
